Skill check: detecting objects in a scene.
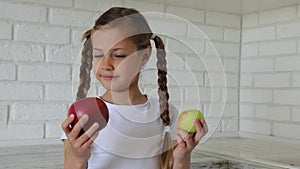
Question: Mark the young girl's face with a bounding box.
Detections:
[92,26,149,92]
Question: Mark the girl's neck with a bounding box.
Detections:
[101,88,147,105]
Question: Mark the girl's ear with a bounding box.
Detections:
[141,46,152,66]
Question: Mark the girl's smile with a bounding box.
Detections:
[101,75,118,81]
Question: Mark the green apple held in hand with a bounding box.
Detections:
[178,110,204,133]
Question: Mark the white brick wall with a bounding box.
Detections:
[19,64,71,82]
[24,0,73,7]
[206,11,241,28]
[11,103,67,121]
[240,119,271,135]
[2,0,299,143]
[224,28,240,43]
[71,29,86,45]
[15,24,70,44]
[254,73,290,88]
[0,83,43,101]
[123,0,164,12]
[243,27,275,42]
[0,22,12,40]
[242,13,258,28]
[259,40,297,56]
[241,5,300,140]
[191,57,223,72]
[292,108,300,122]
[0,1,47,22]
[45,121,64,138]
[223,88,238,103]
[185,55,206,71]
[0,105,8,128]
[273,123,300,139]
[224,58,239,73]
[74,0,122,11]
[0,124,44,139]
[185,87,222,102]
[168,71,204,86]
[240,73,253,87]
[274,90,300,105]
[46,45,82,64]
[188,24,223,40]
[255,105,290,121]
[166,38,205,54]
[293,73,300,87]
[166,53,186,70]
[0,63,16,81]
[45,84,74,101]
[277,22,300,38]
[0,0,241,142]
[0,42,44,62]
[241,59,273,73]
[240,104,254,118]
[205,42,239,56]
[166,6,205,23]
[168,87,184,103]
[49,8,97,27]
[208,103,237,118]
[222,118,238,132]
[240,89,272,103]
[275,56,300,71]
[241,44,258,57]
[150,19,187,37]
[205,73,238,88]
[259,6,297,25]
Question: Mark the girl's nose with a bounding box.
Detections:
[100,55,113,71]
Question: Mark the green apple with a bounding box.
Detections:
[178,110,204,133]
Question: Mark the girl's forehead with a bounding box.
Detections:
[91,27,136,51]
[92,27,125,42]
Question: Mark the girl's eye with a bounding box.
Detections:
[94,54,104,58]
[114,55,126,58]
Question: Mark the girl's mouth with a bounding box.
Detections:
[101,75,116,80]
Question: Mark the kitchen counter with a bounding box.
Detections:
[193,137,300,169]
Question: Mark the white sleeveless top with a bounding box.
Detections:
[61,96,178,169]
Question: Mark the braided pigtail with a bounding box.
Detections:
[76,29,94,101]
[64,29,93,161]
[153,35,174,169]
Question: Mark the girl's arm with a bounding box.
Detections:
[63,140,88,169]
[173,153,191,169]
[172,119,208,169]
[62,114,99,169]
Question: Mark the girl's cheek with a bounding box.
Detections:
[93,60,101,71]
[93,69,97,76]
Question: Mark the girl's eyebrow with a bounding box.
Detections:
[112,48,128,51]
[93,48,102,52]
[93,47,128,52]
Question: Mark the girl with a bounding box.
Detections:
[61,7,208,169]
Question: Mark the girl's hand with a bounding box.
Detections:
[61,114,99,164]
[173,119,208,161]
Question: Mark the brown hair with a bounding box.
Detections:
[66,7,174,169]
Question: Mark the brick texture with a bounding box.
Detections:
[14,0,300,144]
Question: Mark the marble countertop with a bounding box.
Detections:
[0,137,299,168]
[193,137,300,169]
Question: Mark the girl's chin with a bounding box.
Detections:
[99,78,136,92]
[100,82,122,91]
[101,84,132,92]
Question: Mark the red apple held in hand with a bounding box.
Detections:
[68,97,109,136]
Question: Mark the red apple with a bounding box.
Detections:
[68,97,109,136]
